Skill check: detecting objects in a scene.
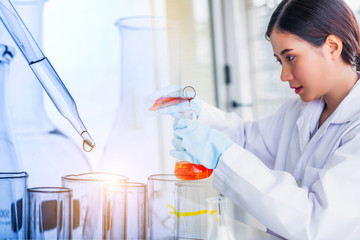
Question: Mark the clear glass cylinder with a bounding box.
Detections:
[61,172,128,239]
[104,182,147,239]
[147,174,184,239]
[0,172,28,239]
[27,187,72,239]
[1,0,91,187]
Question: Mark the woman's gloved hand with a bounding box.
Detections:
[146,85,202,118]
[170,118,234,169]
[157,96,202,119]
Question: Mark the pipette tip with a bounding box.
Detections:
[80,131,95,152]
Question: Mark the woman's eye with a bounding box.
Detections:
[286,55,295,61]
[275,59,282,65]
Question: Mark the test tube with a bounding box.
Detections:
[0,0,95,151]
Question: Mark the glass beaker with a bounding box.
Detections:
[173,110,214,181]
[0,172,28,239]
[101,16,177,182]
[174,178,219,239]
[104,182,147,239]
[147,174,187,239]
[1,0,91,187]
[27,187,72,239]
[61,172,128,239]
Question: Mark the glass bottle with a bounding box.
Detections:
[100,17,168,182]
[147,85,212,180]
[0,43,26,239]
[0,44,21,171]
[1,0,91,187]
[173,110,213,180]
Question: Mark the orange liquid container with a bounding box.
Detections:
[148,97,193,111]
[148,86,196,112]
[174,161,213,180]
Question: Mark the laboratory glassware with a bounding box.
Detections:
[61,172,128,239]
[175,178,219,239]
[206,196,235,240]
[148,86,196,112]
[4,0,52,133]
[1,0,91,187]
[165,90,213,180]
[0,43,22,171]
[147,174,186,239]
[173,109,214,180]
[101,16,176,182]
[0,172,28,239]
[27,187,72,239]
[147,85,213,180]
[104,182,147,239]
[174,110,213,180]
[0,0,95,150]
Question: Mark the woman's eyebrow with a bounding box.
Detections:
[281,48,293,55]
[274,48,293,57]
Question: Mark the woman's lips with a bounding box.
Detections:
[295,87,303,94]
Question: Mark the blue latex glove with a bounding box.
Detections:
[146,85,202,118]
[170,118,234,169]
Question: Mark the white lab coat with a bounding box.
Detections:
[198,81,360,239]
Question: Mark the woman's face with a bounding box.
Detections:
[270,29,333,102]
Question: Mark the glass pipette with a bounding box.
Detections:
[0,0,95,151]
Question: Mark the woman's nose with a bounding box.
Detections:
[280,65,294,82]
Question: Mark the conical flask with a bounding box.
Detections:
[0,44,21,171]
[101,17,176,182]
[0,0,91,187]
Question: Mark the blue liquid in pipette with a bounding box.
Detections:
[0,0,95,151]
[29,57,95,152]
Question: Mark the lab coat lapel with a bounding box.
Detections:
[296,98,324,153]
[296,78,360,153]
[293,79,360,180]
[293,99,324,180]
[329,79,360,124]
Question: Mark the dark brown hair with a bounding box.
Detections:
[266,0,360,71]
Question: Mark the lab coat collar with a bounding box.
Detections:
[300,78,360,126]
[326,79,360,124]
[293,80,360,177]
[296,78,360,153]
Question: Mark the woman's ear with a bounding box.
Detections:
[325,35,343,59]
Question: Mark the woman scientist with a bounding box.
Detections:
[157,0,360,239]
